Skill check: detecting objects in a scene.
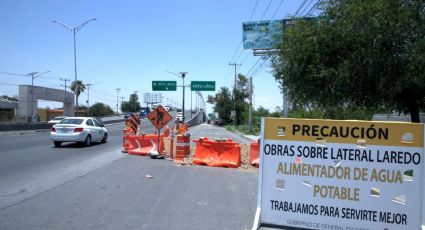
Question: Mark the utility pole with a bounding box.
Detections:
[85,83,99,108]
[115,88,121,116]
[229,63,241,126]
[282,84,288,118]
[27,71,50,123]
[60,78,71,103]
[249,77,253,132]
[120,96,125,107]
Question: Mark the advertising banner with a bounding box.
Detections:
[258,118,424,230]
[243,19,285,50]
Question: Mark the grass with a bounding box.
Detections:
[225,124,260,136]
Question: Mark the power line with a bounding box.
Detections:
[260,0,273,20]
[271,0,285,19]
[246,58,262,77]
[306,0,322,15]
[91,88,116,98]
[0,71,26,77]
[239,0,286,73]
[0,82,19,86]
[300,0,315,16]
[295,0,309,16]
[249,0,260,21]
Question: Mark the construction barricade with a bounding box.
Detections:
[163,127,169,137]
[174,134,190,162]
[122,129,135,153]
[250,140,260,167]
[127,134,165,156]
[193,137,241,168]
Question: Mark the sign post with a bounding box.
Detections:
[146,105,173,158]
[254,118,424,230]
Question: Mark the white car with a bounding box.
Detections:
[50,117,108,147]
[47,116,67,124]
[175,111,183,122]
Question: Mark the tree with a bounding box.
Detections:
[234,74,249,125]
[271,0,425,122]
[207,87,233,125]
[70,80,86,111]
[121,93,141,113]
[89,102,114,117]
[208,74,250,126]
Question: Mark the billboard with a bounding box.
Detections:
[243,18,316,50]
[242,19,286,50]
[255,118,424,230]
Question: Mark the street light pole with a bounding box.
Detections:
[180,72,187,122]
[115,88,121,116]
[27,71,50,123]
[52,18,97,115]
[166,71,188,123]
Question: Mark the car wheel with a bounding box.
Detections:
[83,135,91,147]
[101,133,108,143]
[54,141,62,147]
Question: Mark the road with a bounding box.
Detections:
[0,117,258,230]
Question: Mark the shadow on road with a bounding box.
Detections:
[51,142,104,149]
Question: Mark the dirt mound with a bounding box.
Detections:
[164,137,258,172]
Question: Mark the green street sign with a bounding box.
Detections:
[191,81,215,91]
[152,81,177,91]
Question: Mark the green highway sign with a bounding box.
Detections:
[152,81,177,91]
[191,81,215,91]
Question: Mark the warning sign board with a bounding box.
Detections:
[128,113,140,133]
[147,105,172,130]
[255,118,424,230]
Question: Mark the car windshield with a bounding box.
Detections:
[52,116,65,120]
[59,118,84,125]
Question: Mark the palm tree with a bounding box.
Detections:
[70,80,86,114]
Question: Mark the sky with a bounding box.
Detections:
[0,0,316,115]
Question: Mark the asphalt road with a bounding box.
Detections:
[0,116,259,230]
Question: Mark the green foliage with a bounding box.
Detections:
[207,74,249,125]
[226,124,260,136]
[88,102,114,117]
[0,109,14,122]
[121,93,141,112]
[69,80,85,97]
[1,95,18,102]
[207,87,233,125]
[287,103,377,120]
[271,0,425,122]
[70,80,85,110]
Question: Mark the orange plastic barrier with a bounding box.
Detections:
[122,129,135,153]
[250,140,260,167]
[169,136,174,159]
[164,127,170,137]
[128,134,165,156]
[175,134,190,162]
[193,137,241,168]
